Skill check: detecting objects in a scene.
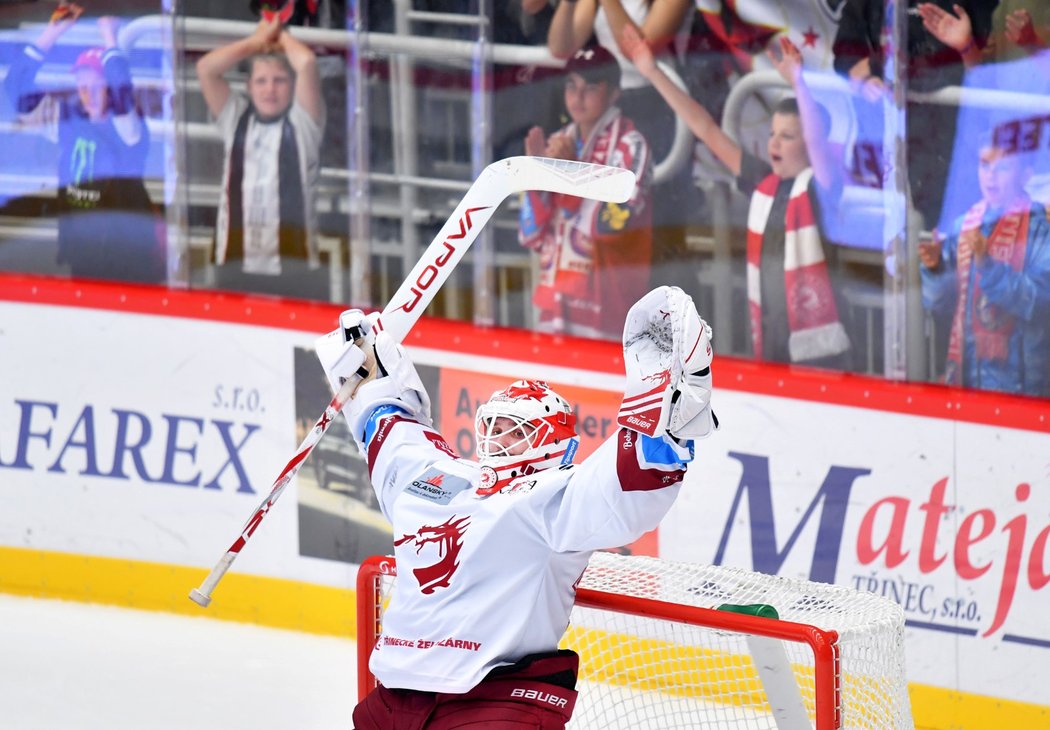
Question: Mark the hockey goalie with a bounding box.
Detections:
[318,285,718,730]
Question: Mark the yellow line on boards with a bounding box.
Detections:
[0,546,356,638]
[910,683,1049,730]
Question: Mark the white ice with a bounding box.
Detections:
[0,594,358,729]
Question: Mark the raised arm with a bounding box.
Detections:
[600,0,692,57]
[5,3,81,114]
[547,0,599,59]
[768,36,838,190]
[196,18,280,119]
[620,23,742,175]
[278,28,323,125]
[917,3,982,68]
[35,2,82,53]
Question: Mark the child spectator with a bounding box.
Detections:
[547,0,700,291]
[832,0,997,231]
[3,7,166,284]
[518,44,653,341]
[919,130,1050,396]
[196,17,326,299]
[623,26,854,369]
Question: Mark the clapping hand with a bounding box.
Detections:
[544,133,577,162]
[1005,9,1039,47]
[620,24,656,78]
[524,126,547,157]
[250,15,283,52]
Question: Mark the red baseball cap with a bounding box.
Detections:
[73,47,104,75]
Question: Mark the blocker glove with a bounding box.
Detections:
[617,286,718,441]
[315,310,432,452]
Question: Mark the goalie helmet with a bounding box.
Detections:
[474,380,579,496]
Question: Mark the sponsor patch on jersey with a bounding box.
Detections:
[499,478,537,495]
[406,468,471,504]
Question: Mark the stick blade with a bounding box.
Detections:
[500,156,636,203]
[189,588,212,608]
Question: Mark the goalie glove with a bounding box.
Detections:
[617,286,718,441]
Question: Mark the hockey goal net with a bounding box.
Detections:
[357,552,912,729]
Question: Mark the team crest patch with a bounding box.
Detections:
[406,468,472,505]
[479,466,498,493]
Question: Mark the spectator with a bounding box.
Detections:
[919,130,1050,396]
[547,0,699,290]
[918,2,1050,67]
[832,0,997,231]
[3,7,166,284]
[196,17,326,299]
[918,4,1050,251]
[518,44,653,341]
[623,27,854,369]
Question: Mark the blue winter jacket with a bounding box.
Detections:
[921,200,1050,397]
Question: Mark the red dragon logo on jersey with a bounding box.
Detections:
[394,515,471,594]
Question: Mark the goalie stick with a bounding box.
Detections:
[189,156,636,607]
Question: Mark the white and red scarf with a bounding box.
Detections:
[945,197,1031,386]
[746,169,850,361]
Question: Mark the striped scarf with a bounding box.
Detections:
[746,169,850,362]
[945,198,1030,386]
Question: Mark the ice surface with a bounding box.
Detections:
[0,594,357,729]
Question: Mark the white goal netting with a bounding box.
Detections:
[360,552,913,730]
[563,552,912,730]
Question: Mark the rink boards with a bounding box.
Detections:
[1,274,1048,728]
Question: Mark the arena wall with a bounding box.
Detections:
[1,274,1047,728]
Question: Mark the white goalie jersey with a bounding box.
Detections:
[361,407,690,694]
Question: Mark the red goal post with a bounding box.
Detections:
[356,552,912,729]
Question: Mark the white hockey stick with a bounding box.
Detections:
[189,156,636,607]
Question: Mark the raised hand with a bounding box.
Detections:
[917,3,974,53]
[49,1,83,26]
[1004,9,1039,47]
[250,16,283,52]
[768,35,803,86]
[97,16,120,49]
[39,1,83,50]
[620,23,656,78]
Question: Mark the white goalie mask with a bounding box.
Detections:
[474,380,579,495]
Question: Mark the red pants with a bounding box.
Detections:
[352,650,579,730]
